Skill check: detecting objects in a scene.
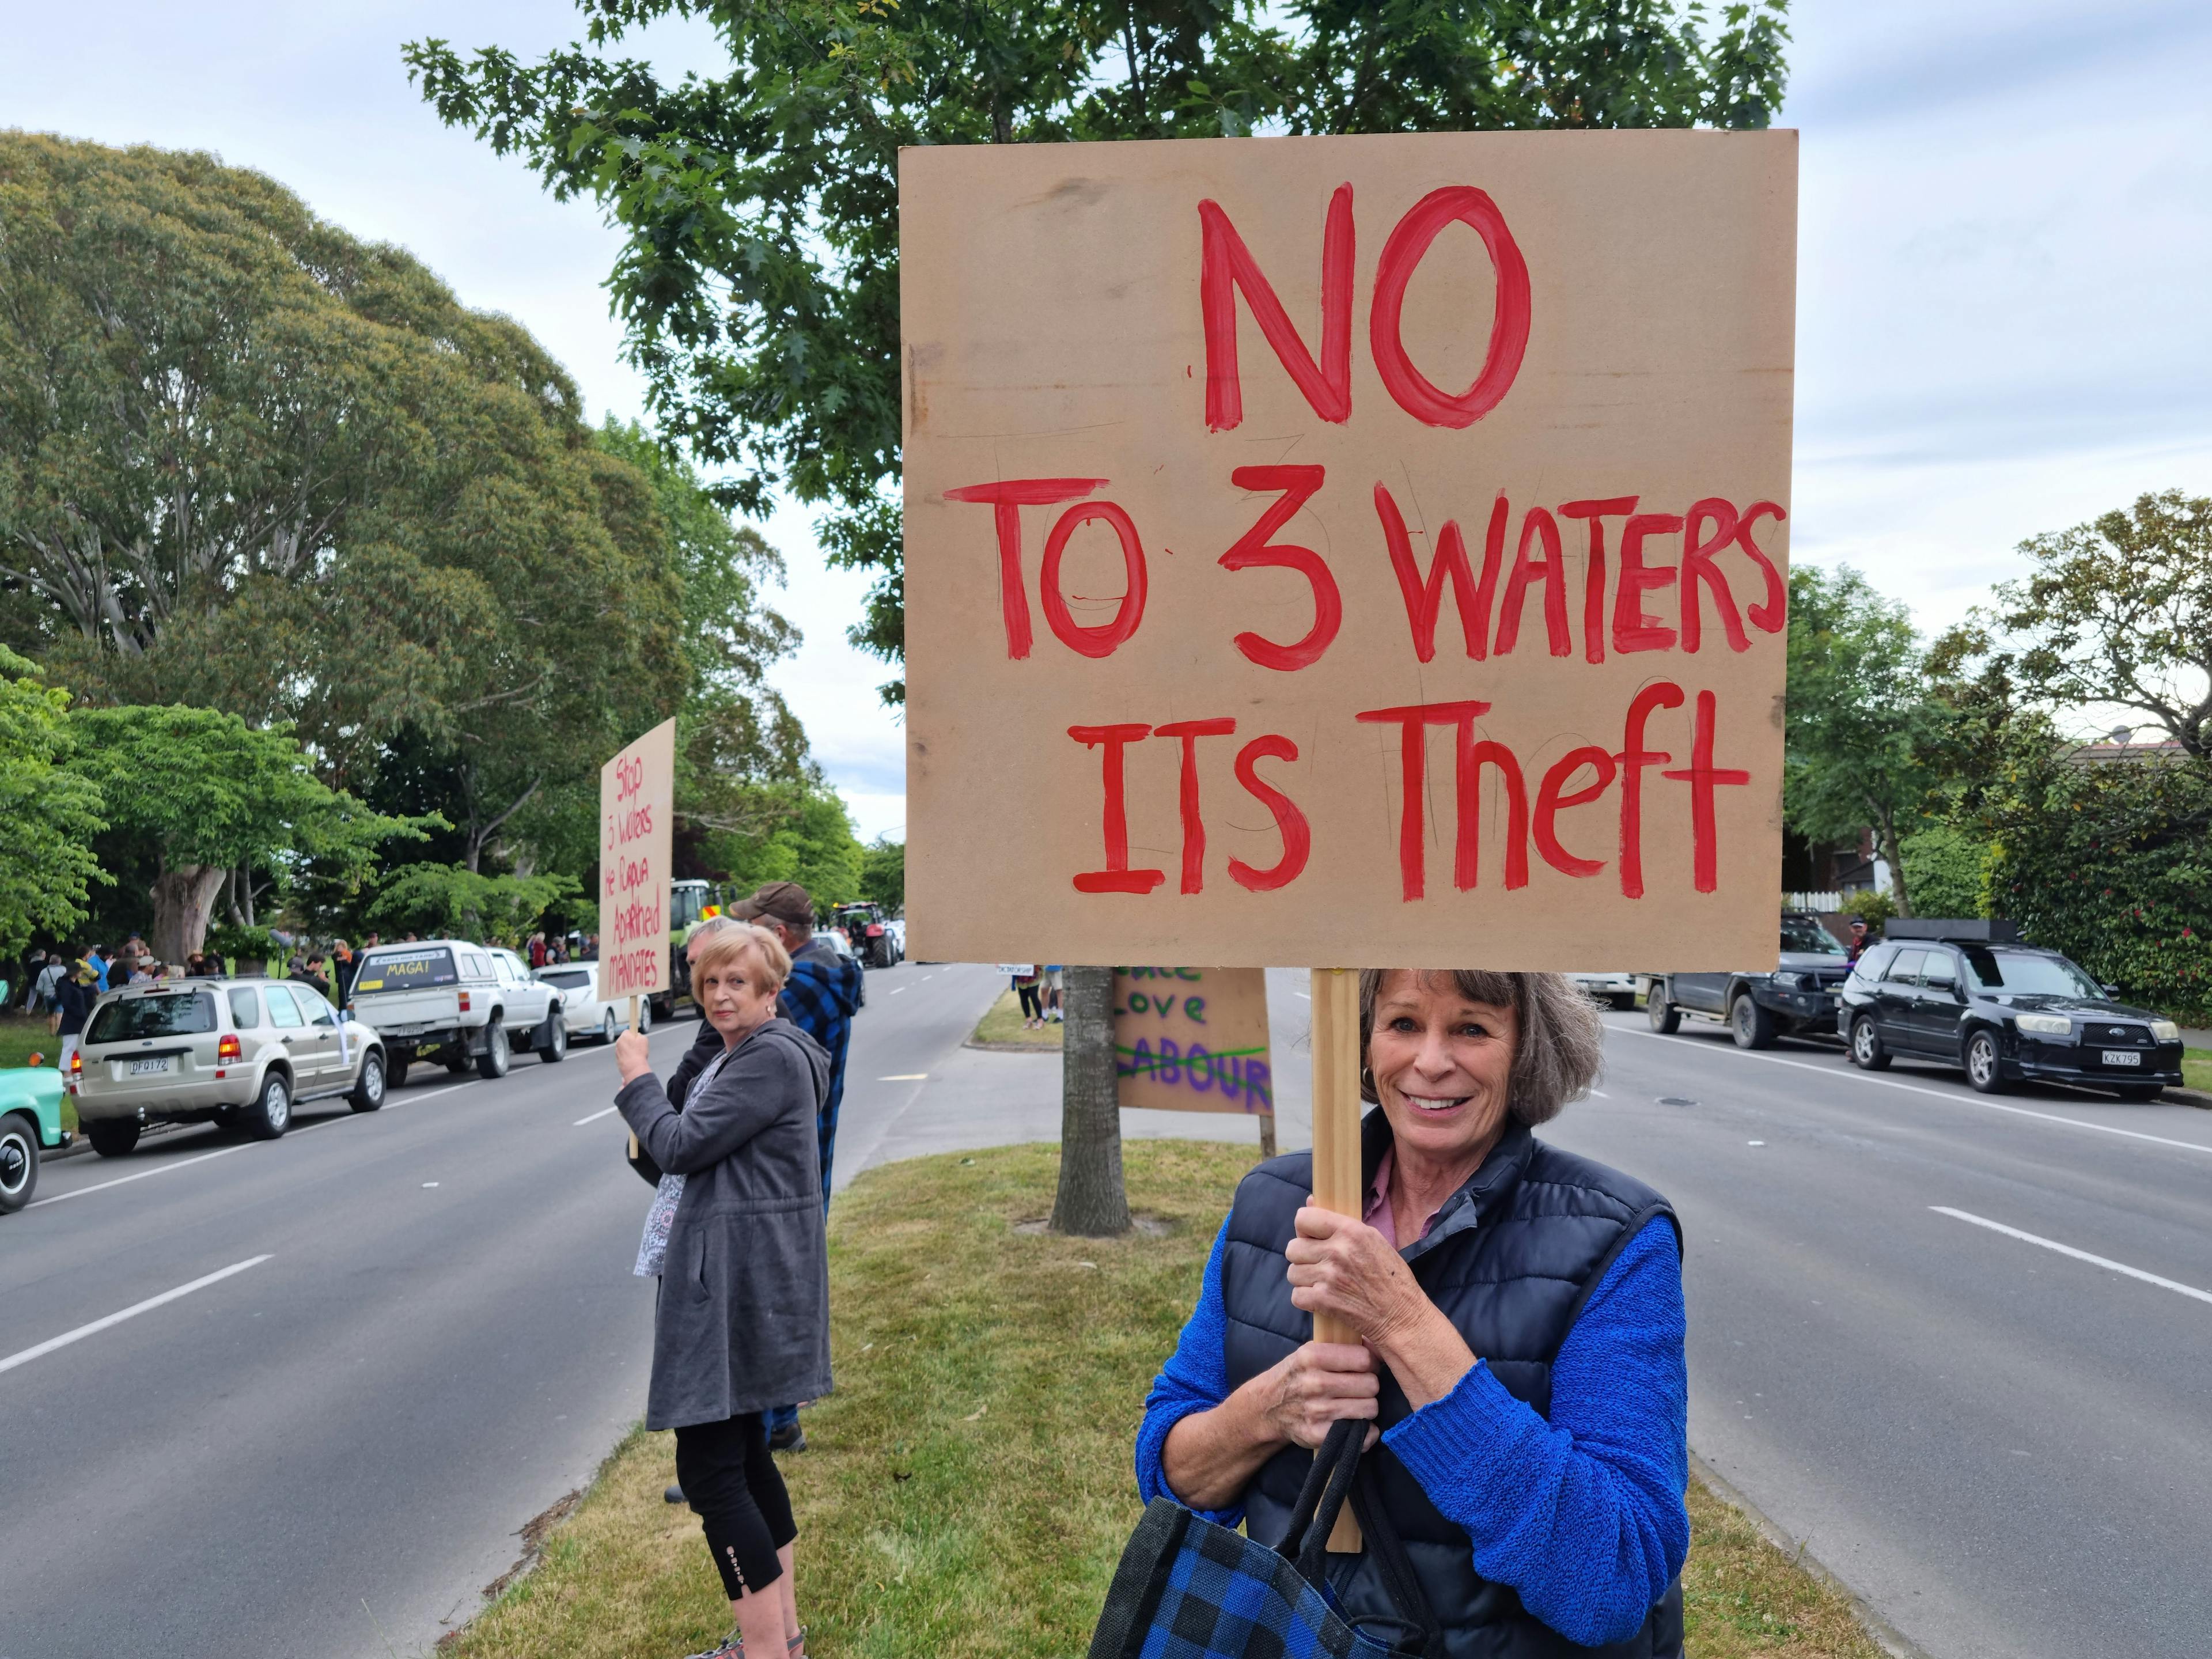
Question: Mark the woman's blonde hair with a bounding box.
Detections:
[1358,968,1604,1127]
[689,920,790,994]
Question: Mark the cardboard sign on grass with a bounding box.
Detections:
[904,132,1796,969]
[598,718,675,1002]
[1115,967,1273,1115]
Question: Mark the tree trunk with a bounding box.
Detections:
[1051,965,1131,1236]
[1875,810,1912,918]
[150,864,228,963]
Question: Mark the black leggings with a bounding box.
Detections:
[1017,983,1043,1018]
[674,1412,797,1600]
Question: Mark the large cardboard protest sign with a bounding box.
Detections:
[1114,967,1273,1115]
[598,718,675,1003]
[904,132,1796,969]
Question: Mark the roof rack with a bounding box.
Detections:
[1885,918,2021,944]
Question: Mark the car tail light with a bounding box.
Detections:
[218,1033,242,1062]
[69,1049,81,1077]
[459,990,472,1013]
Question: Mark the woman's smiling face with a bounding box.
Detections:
[1366,970,1520,1168]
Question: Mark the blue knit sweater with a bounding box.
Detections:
[1135,1213,1688,1647]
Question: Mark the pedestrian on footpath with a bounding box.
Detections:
[55,961,97,1075]
[1014,965,1044,1028]
[614,921,828,1659]
[1128,968,1688,1656]
[32,952,63,1027]
[1043,964,1065,1022]
[727,880,861,1452]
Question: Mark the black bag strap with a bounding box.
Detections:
[1277,1417,1364,1570]
[1273,1421,1445,1655]
[1350,1459,1445,1657]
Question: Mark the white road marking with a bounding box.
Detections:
[30,1081,479,1208]
[29,1141,249,1207]
[1295,991,1310,1000]
[879,1074,927,1082]
[0,1255,273,1376]
[891,985,908,994]
[1931,1207,2212,1306]
[1588,1089,1611,1099]
[573,1105,619,1126]
[1611,1024,2212,1157]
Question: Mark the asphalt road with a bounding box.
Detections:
[0,959,1011,1659]
[8,963,2207,1658]
[1544,1007,2212,1659]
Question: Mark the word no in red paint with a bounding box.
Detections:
[1066,720,1310,896]
[1199,183,1532,430]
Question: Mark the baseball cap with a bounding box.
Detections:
[729,880,814,931]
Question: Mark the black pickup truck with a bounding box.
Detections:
[1645,911,1853,1047]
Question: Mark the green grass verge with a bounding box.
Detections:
[441,1142,1886,1659]
[969,988,1062,1049]
[0,1012,58,1069]
[2181,1049,2211,1096]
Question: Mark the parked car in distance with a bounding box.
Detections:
[533,962,646,1045]
[71,978,387,1156]
[1645,911,1853,1048]
[347,941,563,1084]
[1567,972,1640,1011]
[1836,920,2184,1097]
[0,1065,70,1212]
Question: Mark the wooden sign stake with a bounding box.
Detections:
[1309,966,1363,1552]
[627,994,642,1160]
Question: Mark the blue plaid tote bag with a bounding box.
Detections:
[1089,1419,1441,1659]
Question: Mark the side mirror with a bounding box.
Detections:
[2102,984,2122,998]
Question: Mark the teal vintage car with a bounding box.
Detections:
[1,1063,70,1213]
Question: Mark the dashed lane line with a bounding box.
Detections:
[1609,1022,2212,1158]
[1931,1207,2212,1307]
[0,1255,273,1376]
[573,1105,619,1127]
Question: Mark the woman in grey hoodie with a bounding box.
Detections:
[615,921,830,1659]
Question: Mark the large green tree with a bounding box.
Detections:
[65,704,412,961]
[406,0,1789,699]
[1784,565,1943,916]
[1984,489,2212,762]
[0,647,105,954]
[0,134,687,869]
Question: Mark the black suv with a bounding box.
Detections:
[1646,911,1853,1048]
[1835,921,2184,1098]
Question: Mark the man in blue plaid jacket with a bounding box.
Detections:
[668,880,862,1453]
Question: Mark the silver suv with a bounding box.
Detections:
[71,978,386,1157]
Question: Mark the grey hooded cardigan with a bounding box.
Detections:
[615,1015,832,1430]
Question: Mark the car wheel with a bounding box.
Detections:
[1963,1030,2008,1093]
[600,1010,616,1045]
[387,1050,410,1090]
[476,1018,510,1080]
[2112,1082,2162,1103]
[349,1048,387,1113]
[241,1070,293,1139]
[1730,994,1778,1050]
[1646,987,1680,1034]
[1850,1016,1893,1071]
[537,1011,567,1065]
[0,1112,39,1213]
[1610,993,1637,1012]
[86,1119,141,1157]
[445,1053,473,1075]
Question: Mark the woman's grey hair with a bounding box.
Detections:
[1357,968,1605,1127]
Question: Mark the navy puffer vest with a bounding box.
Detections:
[1220,1111,1684,1658]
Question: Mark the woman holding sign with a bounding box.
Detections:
[1132,969,1688,1656]
[615,922,831,1659]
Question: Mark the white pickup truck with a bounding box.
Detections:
[346,941,566,1085]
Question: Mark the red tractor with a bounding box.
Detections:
[835,903,902,969]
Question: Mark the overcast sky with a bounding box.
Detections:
[7,0,2209,838]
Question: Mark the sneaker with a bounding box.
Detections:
[665,1482,686,1504]
[768,1421,806,1453]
